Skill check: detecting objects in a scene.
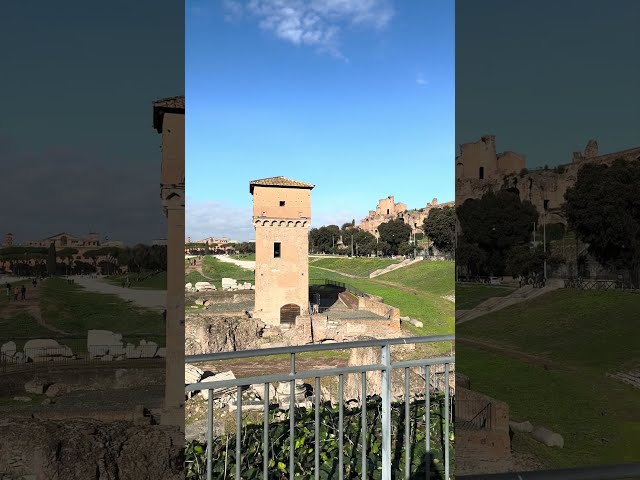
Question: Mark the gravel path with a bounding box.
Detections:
[213,255,255,270]
[69,276,166,312]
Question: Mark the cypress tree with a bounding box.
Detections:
[47,243,57,276]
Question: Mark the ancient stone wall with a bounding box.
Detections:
[0,418,183,479]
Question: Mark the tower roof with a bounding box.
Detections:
[250,176,315,194]
[153,95,185,133]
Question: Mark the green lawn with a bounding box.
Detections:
[201,257,255,288]
[39,277,164,337]
[185,270,209,285]
[378,260,454,297]
[0,312,61,348]
[457,289,640,467]
[309,257,400,277]
[456,283,515,310]
[309,261,454,341]
[106,272,167,290]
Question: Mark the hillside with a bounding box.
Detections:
[309,256,400,277]
[457,289,640,468]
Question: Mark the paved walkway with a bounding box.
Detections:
[213,255,255,270]
[69,276,166,312]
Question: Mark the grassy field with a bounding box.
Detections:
[106,272,167,290]
[310,260,454,341]
[379,260,454,297]
[457,289,640,467]
[185,270,209,285]
[200,257,254,288]
[39,277,164,337]
[309,257,400,277]
[456,283,515,310]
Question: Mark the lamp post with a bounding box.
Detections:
[543,202,547,280]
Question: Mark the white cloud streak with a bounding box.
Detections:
[223,0,394,59]
[186,198,362,241]
[416,72,428,86]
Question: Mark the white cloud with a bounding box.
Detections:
[186,198,255,242]
[223,0,394,59]
[186,198,362,241]
[416,72,428,86]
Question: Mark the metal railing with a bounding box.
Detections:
[309,278,368,298]
[185,335,455,480]
[457,463,640,479]
[456,402,492,431]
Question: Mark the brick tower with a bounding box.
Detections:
[251,176,314,327]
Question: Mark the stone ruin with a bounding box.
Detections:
[185,278,255,292]
[221,277,254,291]
[2,339,74,364]
[185,281,217,292]
[0,331,166,365]
[87,329,166,361]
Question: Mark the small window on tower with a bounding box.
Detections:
[274,242,281,258]
[280,201,285,206]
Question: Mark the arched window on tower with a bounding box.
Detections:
[479,167,484,180]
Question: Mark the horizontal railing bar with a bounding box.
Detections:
[186,335,454,363]
[185,363,414,392]
[391,356,455,369]
[457,463,640,480]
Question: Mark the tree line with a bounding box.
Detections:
[309,208,455,258]
[0,243,167,276]
[456,158,640,284]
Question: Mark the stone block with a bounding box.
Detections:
[45,383,69,397]
[24,340,73,361]
[1,341,16,357]
[87,330,123,358]
[200,371,236,400]
[139,341,158,358]
[531,426,564,448]
[25,379,46,395]
[509,420,534,433]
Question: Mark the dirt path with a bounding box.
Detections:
[457,337,573,371]
[70,276,165,312]
[1,279,69,335]
[213,254,255,270]
[186,257,216,281]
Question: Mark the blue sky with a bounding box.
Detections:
[186,0,455,241]
[0,1,183,245]
[456,0,640,168]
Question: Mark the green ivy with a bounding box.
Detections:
[185,394,455,479]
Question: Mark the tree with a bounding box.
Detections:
[377,219,411,255]
[564,159,640,282]
[309,225,340,253]
[457,190,539,276]
[398,242,414,257]
[47,243,57,276]
[423,205,456,256]
[352,229,377,256]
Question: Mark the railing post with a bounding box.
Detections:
[381,343,391,480]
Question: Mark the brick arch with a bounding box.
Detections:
[280,303,300,326]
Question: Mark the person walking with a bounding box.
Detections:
[20,284,26,300]
[13,287,19,301]
[5,283,10,298]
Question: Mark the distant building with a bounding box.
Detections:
[152,238,167,246]
[2,233,14,247]
[359,196,455,237]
